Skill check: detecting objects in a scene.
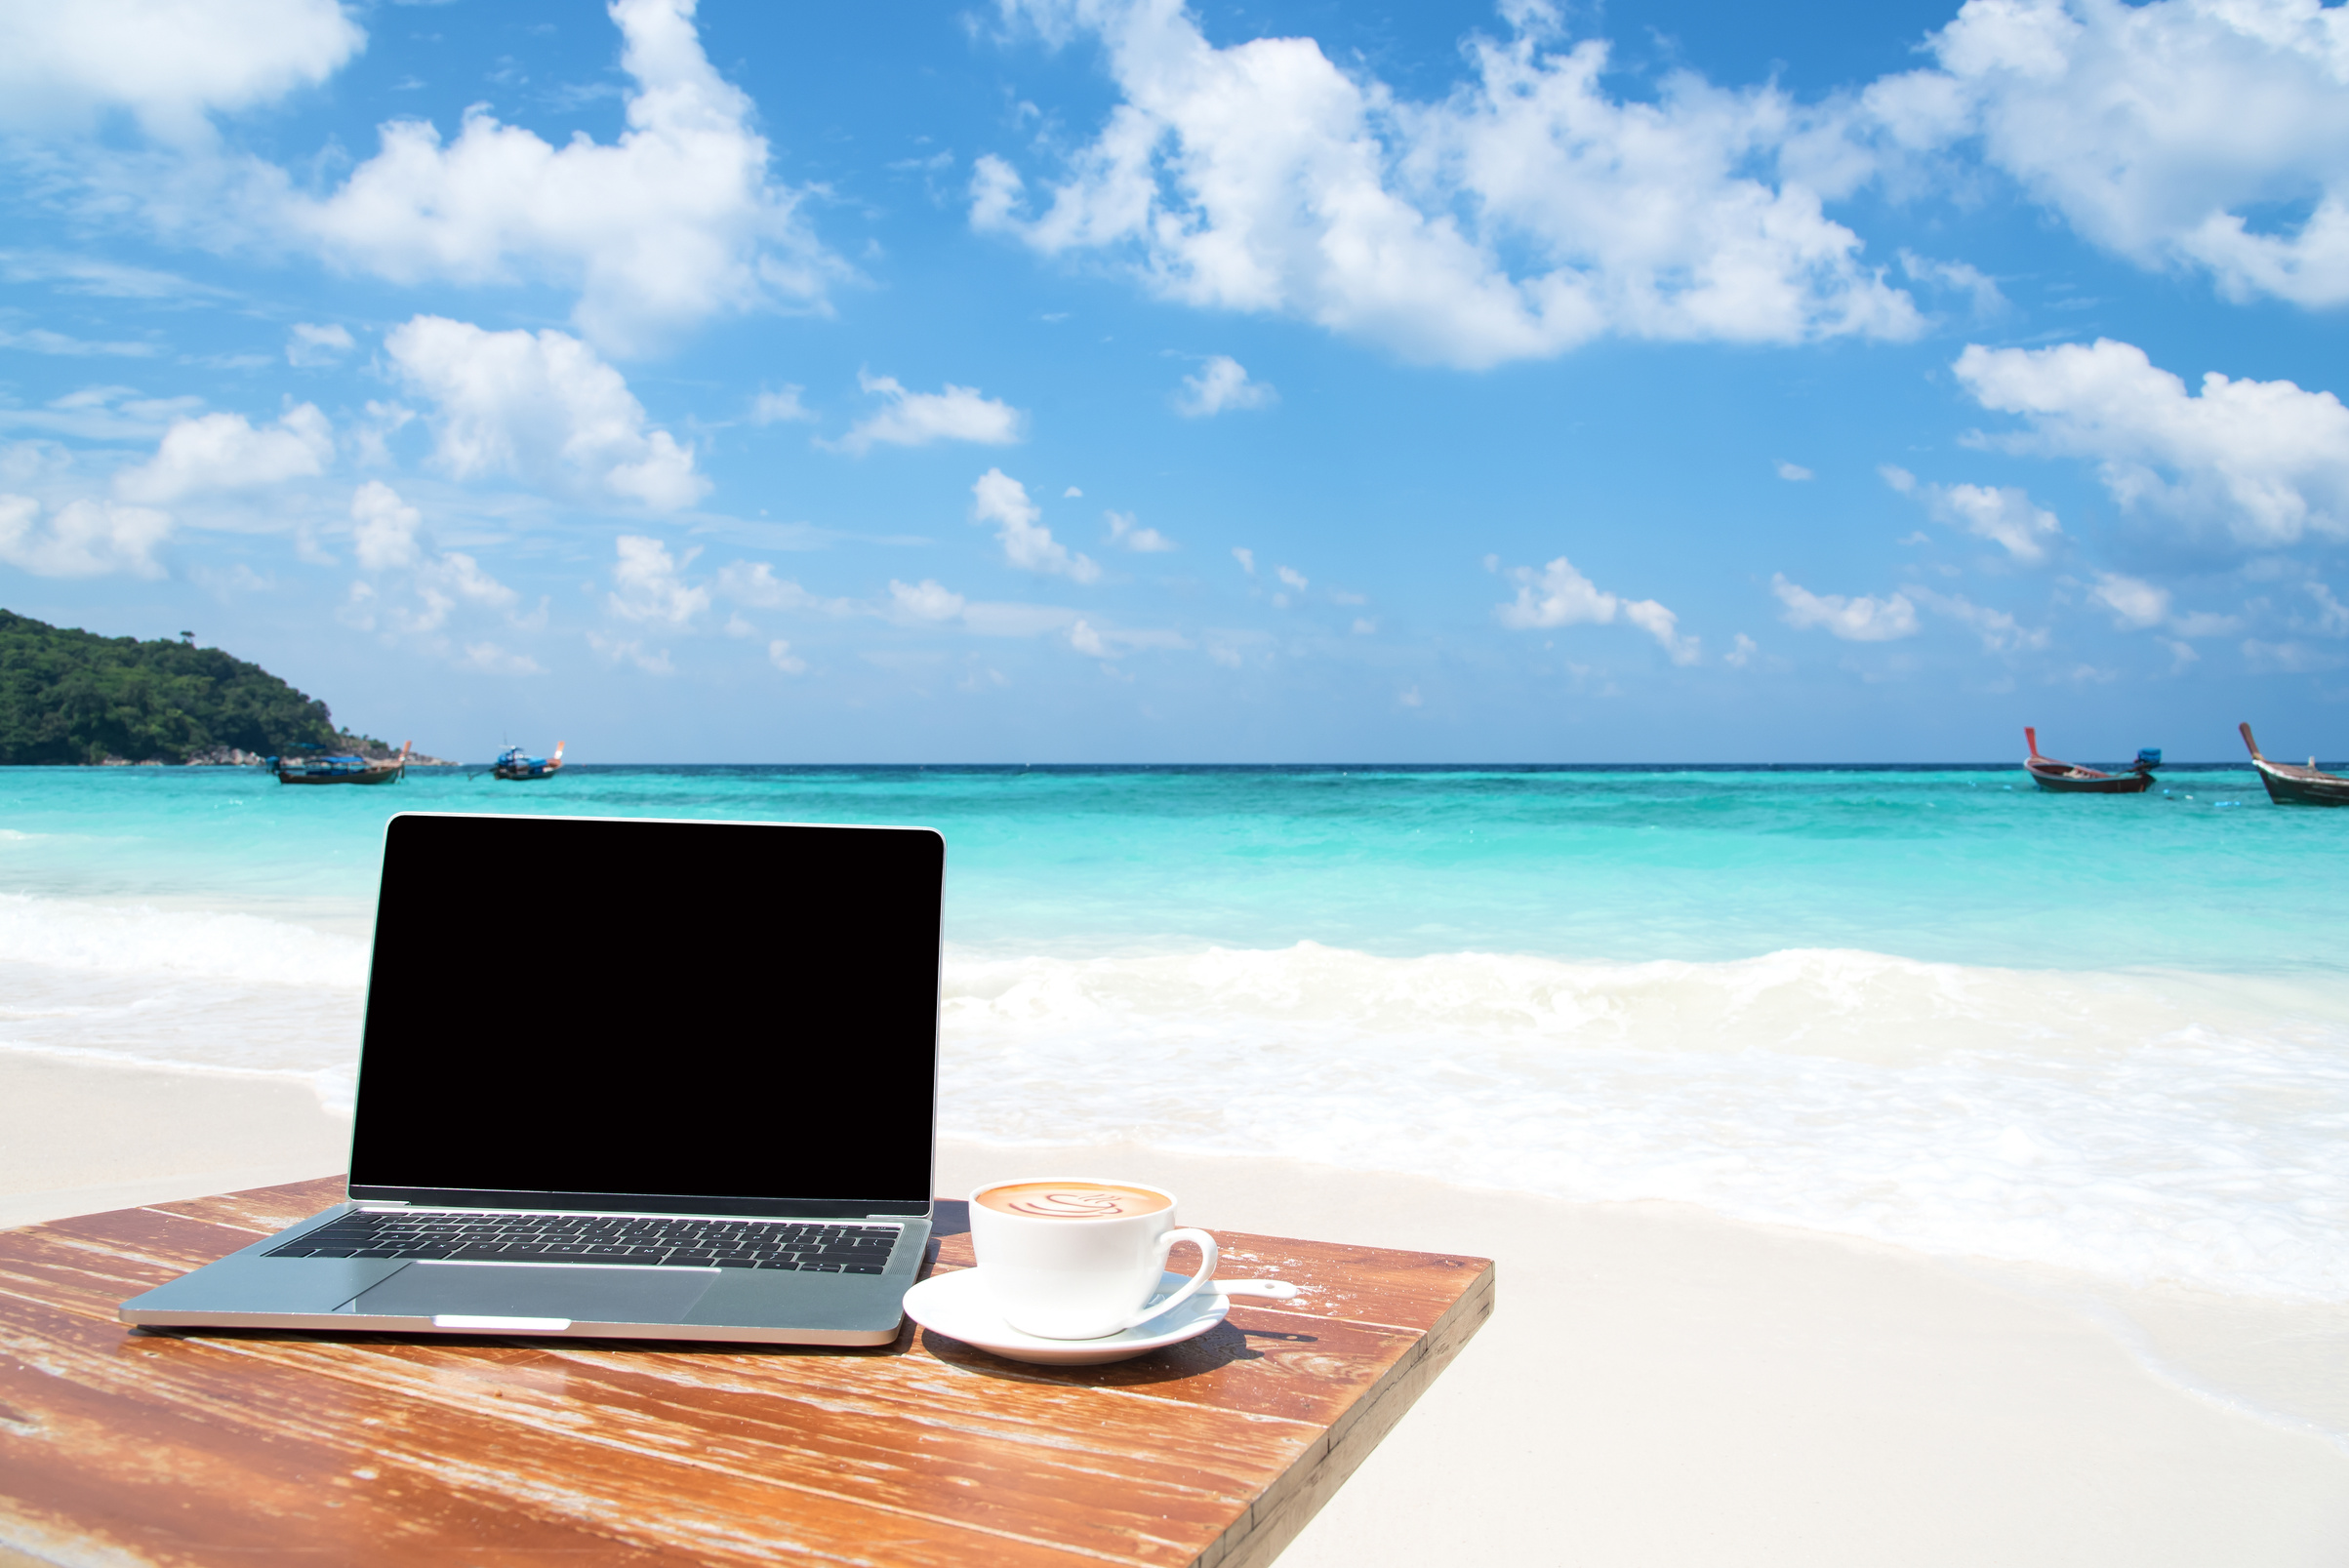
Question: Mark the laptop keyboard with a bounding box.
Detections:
[266,1211,903,1273]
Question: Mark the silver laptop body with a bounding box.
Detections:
[120,811,945,1347]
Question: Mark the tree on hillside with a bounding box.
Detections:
[0,611,344,764]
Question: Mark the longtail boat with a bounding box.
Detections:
[2239,722,2349,807]
[271,741,410,785]
[2023,727,2158,793]
[492,740,564,781]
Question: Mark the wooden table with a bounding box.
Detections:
[0,1178,1493,1567]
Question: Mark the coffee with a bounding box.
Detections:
[975,1182,1171,1220]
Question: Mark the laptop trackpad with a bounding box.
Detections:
[350,1264,719,1325]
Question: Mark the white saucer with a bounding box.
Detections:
[902,1269,1231,1366]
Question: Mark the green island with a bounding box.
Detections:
[0,608,401,766]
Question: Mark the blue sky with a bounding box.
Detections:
[4,0,2348,762]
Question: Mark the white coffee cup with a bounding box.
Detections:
[967,1178,1221,1341]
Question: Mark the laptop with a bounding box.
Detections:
[119,810,945,1347]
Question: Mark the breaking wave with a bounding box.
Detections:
[939,944,2349,1303]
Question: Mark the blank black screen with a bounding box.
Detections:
[349,813,943,1214]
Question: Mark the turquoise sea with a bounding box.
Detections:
[3,763,2344,1307]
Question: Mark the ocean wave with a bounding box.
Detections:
[938,944,2349,1304]
[0,893,368,988]
[2,896,2339,1304]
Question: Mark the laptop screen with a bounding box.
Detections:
[348,813,944,1217]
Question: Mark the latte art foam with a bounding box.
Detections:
[977,1182,1170,1219]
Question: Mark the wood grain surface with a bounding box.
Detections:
[0,1179,1493,1567]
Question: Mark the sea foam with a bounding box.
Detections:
[0,894,367,1110]
[938,944,2349,1304]
[2,887,2339,1304]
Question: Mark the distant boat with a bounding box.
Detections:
[2240,723,2349,807]
[2024,728,2158,793]
[492,741,564,781]
[271,741,410,785]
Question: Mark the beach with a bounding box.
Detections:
[3,763,2346,1561]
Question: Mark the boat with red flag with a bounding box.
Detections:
[2023,728,2159,793]
[491,740,565,781]
[2239,723,2349,807]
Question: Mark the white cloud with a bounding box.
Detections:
[1955,338,2349,546]
[1724,631,1759,666]
[0,387,203,444]
[889,578,968,623]
[0,0,362,141]
[352,400,415,468]
[349,480,422,572]
[749,385,815,424]
[976,1,1919,368]
[1276,565,1309,591]
[1771,574,1920,640]
[830,373,1025,456]
[972,467,1099,582]
[0,494,171,577]
[286,322,354,367]
[340,481,526,640]
[1775,460,1814,481]
[1064,485,1084,498]
[767,638,807,674]
[1352,617,1377,634]
[462,641,544,676]
[715,559,830,611]
[114,404,331,503]
[1498,556,1620,628]
[2088,572,2171,628]
[1868,0,2349,308]
[385,315,707,510]
[1621,598,1702,665]
[2308,583,2349,636]
[2083,571,2240,638]
[880,575,1172,649]
[0,328,158,357]
[608,534,709,626]
[280,0,839,353]
[1497,555,1699,662]
[2170,609,2241,637]
[1908,586,2049,652]
[588,633,675,674]
[2243,638,2345,673]
[1898,250,2007,318]
[1106,510,1175,551]
[1232,545,1255,574]
[1918,480,2064,564]
[404,550,520,632]
[1174,355,1276,416]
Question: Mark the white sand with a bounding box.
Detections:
[5,1055,2345,1566]
[0,1053,351,1231]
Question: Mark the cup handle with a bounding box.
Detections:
[1114,1227,1220,1333]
